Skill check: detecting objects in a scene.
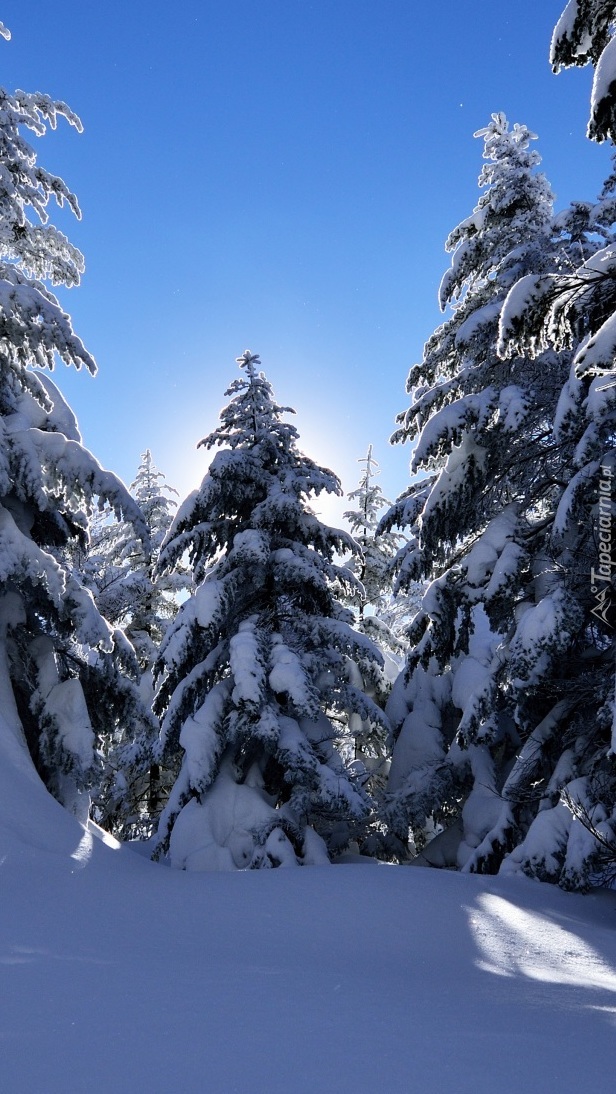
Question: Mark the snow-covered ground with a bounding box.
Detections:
[2,752,616,1093]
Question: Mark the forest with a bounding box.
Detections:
[3,5,616,1092]
[0,2,614,897]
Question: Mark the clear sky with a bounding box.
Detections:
[3,1,612,523]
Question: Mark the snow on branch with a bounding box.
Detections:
[574,307,616,375]
[590,34,616,141]
[27,429,150,545]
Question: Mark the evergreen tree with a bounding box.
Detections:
[85,450,188,669]
[483,9,616,884]
[152,351,388,869]
[342,446,409,838]
[382,115,615,886]
[84,451,189,834]
[344,445,408,644]
[0,29,151,822]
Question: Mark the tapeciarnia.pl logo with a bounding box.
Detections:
[590,463,614,627]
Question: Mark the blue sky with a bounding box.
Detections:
[3,1,612,521]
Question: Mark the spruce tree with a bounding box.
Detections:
[344,445,408,644]
[152,351,388,869]
[0,28,150,823]
[342,447,409,838]
[84,451,189,834]
[483,8,616,884]
[84,450,188,669]
[382,115,615,886]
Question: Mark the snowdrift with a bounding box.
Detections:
[2,739,616,1094]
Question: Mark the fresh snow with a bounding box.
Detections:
[2,761,616,1093]
[550,1,585,65]
[575,306,616,375]
[591,34,616,121]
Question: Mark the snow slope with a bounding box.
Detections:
[2,754,616,1093]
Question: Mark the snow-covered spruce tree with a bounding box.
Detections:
[344,445,410,647]
[480,9,616,886]
[493,255,616,887]
[84,451,189,833]
[85,450,188,669]
[0,31,152,822]
[381,114,614,885]
[341,447,410,837]
[152,351,388,869]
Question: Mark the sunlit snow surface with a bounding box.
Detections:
[2,757,616,1093]
[469,892,616,993]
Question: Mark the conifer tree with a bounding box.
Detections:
[85,450,188,669]
[0,28,151,823]
[476,6,616,885]
[84,451,189,834]
[342,447,408,833]
[344,445,407,641]
[382,115,615,886]
[152,352,388,869]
